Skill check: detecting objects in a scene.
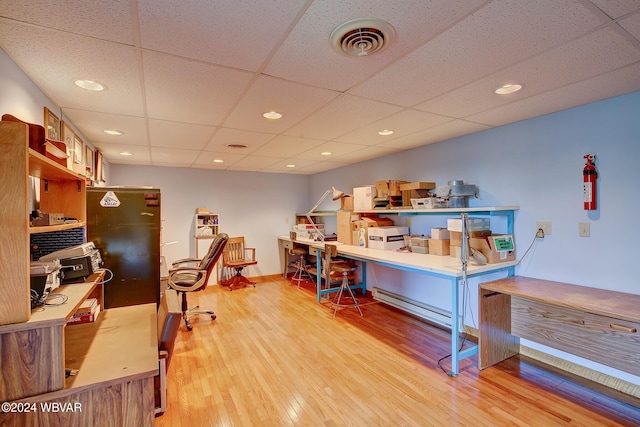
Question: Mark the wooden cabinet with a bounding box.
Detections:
[0,121,86,325]
[0,121,156,425]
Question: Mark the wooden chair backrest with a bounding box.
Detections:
[324,243,339,277]
[224,236,247,263]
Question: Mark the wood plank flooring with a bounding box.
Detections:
[155,276,640,426]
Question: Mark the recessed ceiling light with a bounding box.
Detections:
[213,159,224,163]
[320,151,332,156]
[286,164,296,168]
[262,111,283,120]
[119,151,133,156]
[378,129,394,136]
[74,79,106,91]
[495,83,522,95]
[103,129,124,136]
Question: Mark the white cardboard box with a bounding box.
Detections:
[353,186,376,211]
[367,226,409,250]
[447,217,490,232]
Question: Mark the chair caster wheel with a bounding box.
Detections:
[186,325,193,331]
[211,314,217,320]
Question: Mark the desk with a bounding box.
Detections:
[278,236,516,375]
[0,275,157,426]
[479,276,640,377]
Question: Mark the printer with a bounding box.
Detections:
[29,259,62,308]
[39,242,103,283]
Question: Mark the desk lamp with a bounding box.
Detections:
[306,187,347,241]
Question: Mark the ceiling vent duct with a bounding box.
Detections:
[330,18,396,57]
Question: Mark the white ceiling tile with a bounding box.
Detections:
[293,140,367,161]
[416,26,640,120]
[97,143,152,164]
[284,95,402,140]
[260,158,320,174]
[466,62,640,127]
[151,147,200,165]
[0,0,136,44]
[0,19,145,116]
[251,135,325,157]
[62,109,148,149]
[192,151,247,169]
[331,146,403,163]
[619,10,640,39]
[204,127,274,153]
[377,120,490,150]
[142,51,253,125]
[590,0,640,18]
[137,0,308,71]
[351,0,605,106]
[224,75,341,133]
[296,160,350,174]
[264,0,485,91]
[225,155,282,171]
[335,109,453,145]
[148,119,216,150]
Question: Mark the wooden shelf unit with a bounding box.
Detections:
[0,121,157,425]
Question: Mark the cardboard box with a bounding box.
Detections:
[375,181,389,198]
[400,182,436,206]
[354,186,375,211]
[450,245,461,258]
[470,234,516,264]
[196,207,209,214]
[340,195,354,211]
[450,230,492,246]
[375,180,408,198]
[412,246,429,254]
[410,236,429,248]
[355,217,394,228]
[337,211,360,245]
[428,239,450,256]
[447,217,491,232]
[431,227,450,240]
[367,226,409,250]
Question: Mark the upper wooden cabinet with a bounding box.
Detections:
[0,121,86,325]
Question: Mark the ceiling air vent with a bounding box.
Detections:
[330,18,396,57]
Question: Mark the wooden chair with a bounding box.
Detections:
[155,288,182,416]
[220,236,258,291]
[324,243,362,317]
[168,233,228,330]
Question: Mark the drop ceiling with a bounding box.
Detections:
[1,0,639,175]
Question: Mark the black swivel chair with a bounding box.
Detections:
[168,233,229,331]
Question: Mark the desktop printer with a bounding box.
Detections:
[29,260,62,308]
[39,242,103,282]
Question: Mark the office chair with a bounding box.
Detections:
[168,233,228,330]
[324,243,362,317]
[220,236,258,291]
[155,288,181,415]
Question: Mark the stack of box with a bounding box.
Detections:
[428,227,450,256]
[351,216,395,247]
[68,298,100,325]
[337,211,360,245]
[410,236,429,254]
[446,217,493,260]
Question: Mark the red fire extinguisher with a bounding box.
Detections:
[583,153,597,210]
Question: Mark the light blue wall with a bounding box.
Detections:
[310,90,640,384]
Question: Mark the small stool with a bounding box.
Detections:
[330,263,362,317]
[290,247,314,288]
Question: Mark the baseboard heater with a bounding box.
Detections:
[372,287,452,329]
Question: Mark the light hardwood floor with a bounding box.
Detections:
[155,276,640,426]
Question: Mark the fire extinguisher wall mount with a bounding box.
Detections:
[583,153,597,211]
